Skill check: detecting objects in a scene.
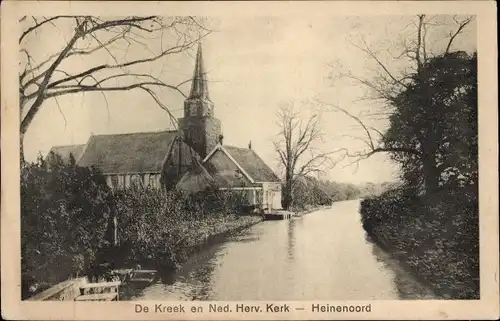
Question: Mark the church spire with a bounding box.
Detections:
[189,43,210,101]
[179,42,221,159]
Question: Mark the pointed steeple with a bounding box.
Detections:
[189,43,210,101]
[179,42,221,159]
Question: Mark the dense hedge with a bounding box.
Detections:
[21,157,114,299]
[360,186,479,299]
[21,157,258,299]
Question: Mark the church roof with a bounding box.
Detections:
[47,144,86,163]
[176,159,214,193]
[77,130,180,174]
[188,43,210,101]
[204,145,280,183]
[223,146,281,183]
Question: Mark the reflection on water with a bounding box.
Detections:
[129,200,436,301]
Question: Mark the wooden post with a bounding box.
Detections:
[113,215,118,246]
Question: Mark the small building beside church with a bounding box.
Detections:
[47,43,282,212]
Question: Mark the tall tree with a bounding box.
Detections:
[322,15,476,194]
[19,16,211,162]
[274,104,338,209]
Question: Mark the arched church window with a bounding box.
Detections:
[149,175,157,188]
[111,175,118,188]
[131,174,143,189]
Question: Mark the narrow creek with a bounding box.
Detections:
[122,200,436,300]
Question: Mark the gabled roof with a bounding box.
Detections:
[176,159,214,193]
[204,144,280,183]
[46,144,86,163]
[77,130,180,174]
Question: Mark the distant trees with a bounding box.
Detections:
[274,104,338,209]
[284,175,394,210]
[19,16,211,162]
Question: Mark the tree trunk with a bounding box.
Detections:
[421,132,439,194]
[282,170,293,210]
[422,157,439,194]
[20,132,26,166]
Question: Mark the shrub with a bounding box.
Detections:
[359,185,479,299]
[21,157,260,298]
[21,157,113,298]
[114,187,250,270]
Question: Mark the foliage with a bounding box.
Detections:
[286,176,393,210]
[21,153,113,298]
[360,186,478,299]
[354,34,479,298]
[384,51,477,192]
[113,186,256,270]
[21,156,260,299]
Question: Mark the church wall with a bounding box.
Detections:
[161,139,199,190]
[104,173,162,190]
[203,117,222,159]
[179,116,221,159]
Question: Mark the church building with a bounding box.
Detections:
[47,44,282,212]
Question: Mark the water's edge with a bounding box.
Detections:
[366,231,443,299]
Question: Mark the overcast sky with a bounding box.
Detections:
[22,15,477,184]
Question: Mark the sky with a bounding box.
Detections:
[21,15,477,184]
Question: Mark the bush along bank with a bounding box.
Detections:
[21,158,263,299]
[107,188,263,273]
[360,186,479,299]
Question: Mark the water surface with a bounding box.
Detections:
[126,200,435,300]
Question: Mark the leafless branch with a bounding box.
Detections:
[445,16,474,53]
[316,100,422,164]
[19,15,212,159]
[19,16,75,43]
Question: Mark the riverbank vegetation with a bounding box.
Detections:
[361,185,478,299]
[288,176,393,211]
[335,16,478,299]
[20,155,260,299]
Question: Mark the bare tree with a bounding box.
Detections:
[274,104,340,209]
[19,16,211,162]
[321,14,475,193]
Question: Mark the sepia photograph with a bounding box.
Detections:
[1,1,498,320]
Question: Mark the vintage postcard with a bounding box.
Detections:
[1,0,498,320]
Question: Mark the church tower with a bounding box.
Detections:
[178,43,222,159]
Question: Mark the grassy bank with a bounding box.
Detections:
[360,187,479,299]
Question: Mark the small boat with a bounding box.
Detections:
[126,269,157,287]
